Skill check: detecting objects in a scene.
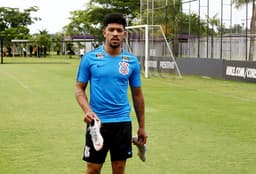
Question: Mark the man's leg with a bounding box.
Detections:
[111,160,126,174]
[109,122,131,174]
[86,162,103,174]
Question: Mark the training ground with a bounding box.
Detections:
[0,56,255,174]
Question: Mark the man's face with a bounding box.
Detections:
[103,23,126,49]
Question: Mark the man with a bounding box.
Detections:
[75,13,147,174]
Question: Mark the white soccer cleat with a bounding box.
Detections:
[132,136,147,162]
[88,119,104,151]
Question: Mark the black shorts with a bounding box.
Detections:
[83,122,133,163]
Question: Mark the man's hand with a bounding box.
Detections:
[84,111,100,124]
[137,128,147,144]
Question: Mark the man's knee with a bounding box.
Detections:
[86,162,102,174]
[111,160,126,174]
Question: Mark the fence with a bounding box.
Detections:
[140,0,255,61]
[178,34,256,61]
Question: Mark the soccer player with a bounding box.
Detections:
[75,13,147,174]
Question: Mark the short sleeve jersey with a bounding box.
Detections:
[76,45,141,123]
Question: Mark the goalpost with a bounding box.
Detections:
[124,24,182,78]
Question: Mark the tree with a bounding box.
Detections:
[0,6,40,47]
[65,0,140,42]
[205,14,221,58]
[30,29,51,54]
[231,24,244,33]
[207,14,221,35]
[232,0,256,61]
[139,0,182,37]
[51,32,64,55]
[89,0,140,19]
[139,0,210,56]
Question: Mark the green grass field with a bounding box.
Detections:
[0,56,256,174]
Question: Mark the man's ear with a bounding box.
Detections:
[102,29,106,38]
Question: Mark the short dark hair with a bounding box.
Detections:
[103,13,127,28]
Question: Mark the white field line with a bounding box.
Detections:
[5,72,33,94]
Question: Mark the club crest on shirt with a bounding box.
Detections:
[119,62,129,75]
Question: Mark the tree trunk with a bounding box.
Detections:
[249,0,256,61]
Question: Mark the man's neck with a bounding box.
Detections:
[105,46,121,56]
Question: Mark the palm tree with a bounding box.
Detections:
[207,14,221,58]
[232,0,256,61]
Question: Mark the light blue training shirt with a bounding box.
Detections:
[76,45,141,123]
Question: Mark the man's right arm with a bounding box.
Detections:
[75,81,90,113]
[75,81,98,123]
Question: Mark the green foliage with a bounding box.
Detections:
[137,0,208,53]
[91,0,140,18]
[0,6,40,46]
[232,0,252,8]
[51,32,64,52]
[30,29,51,50]
[232,0,256,61]
[65,0,140,42]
